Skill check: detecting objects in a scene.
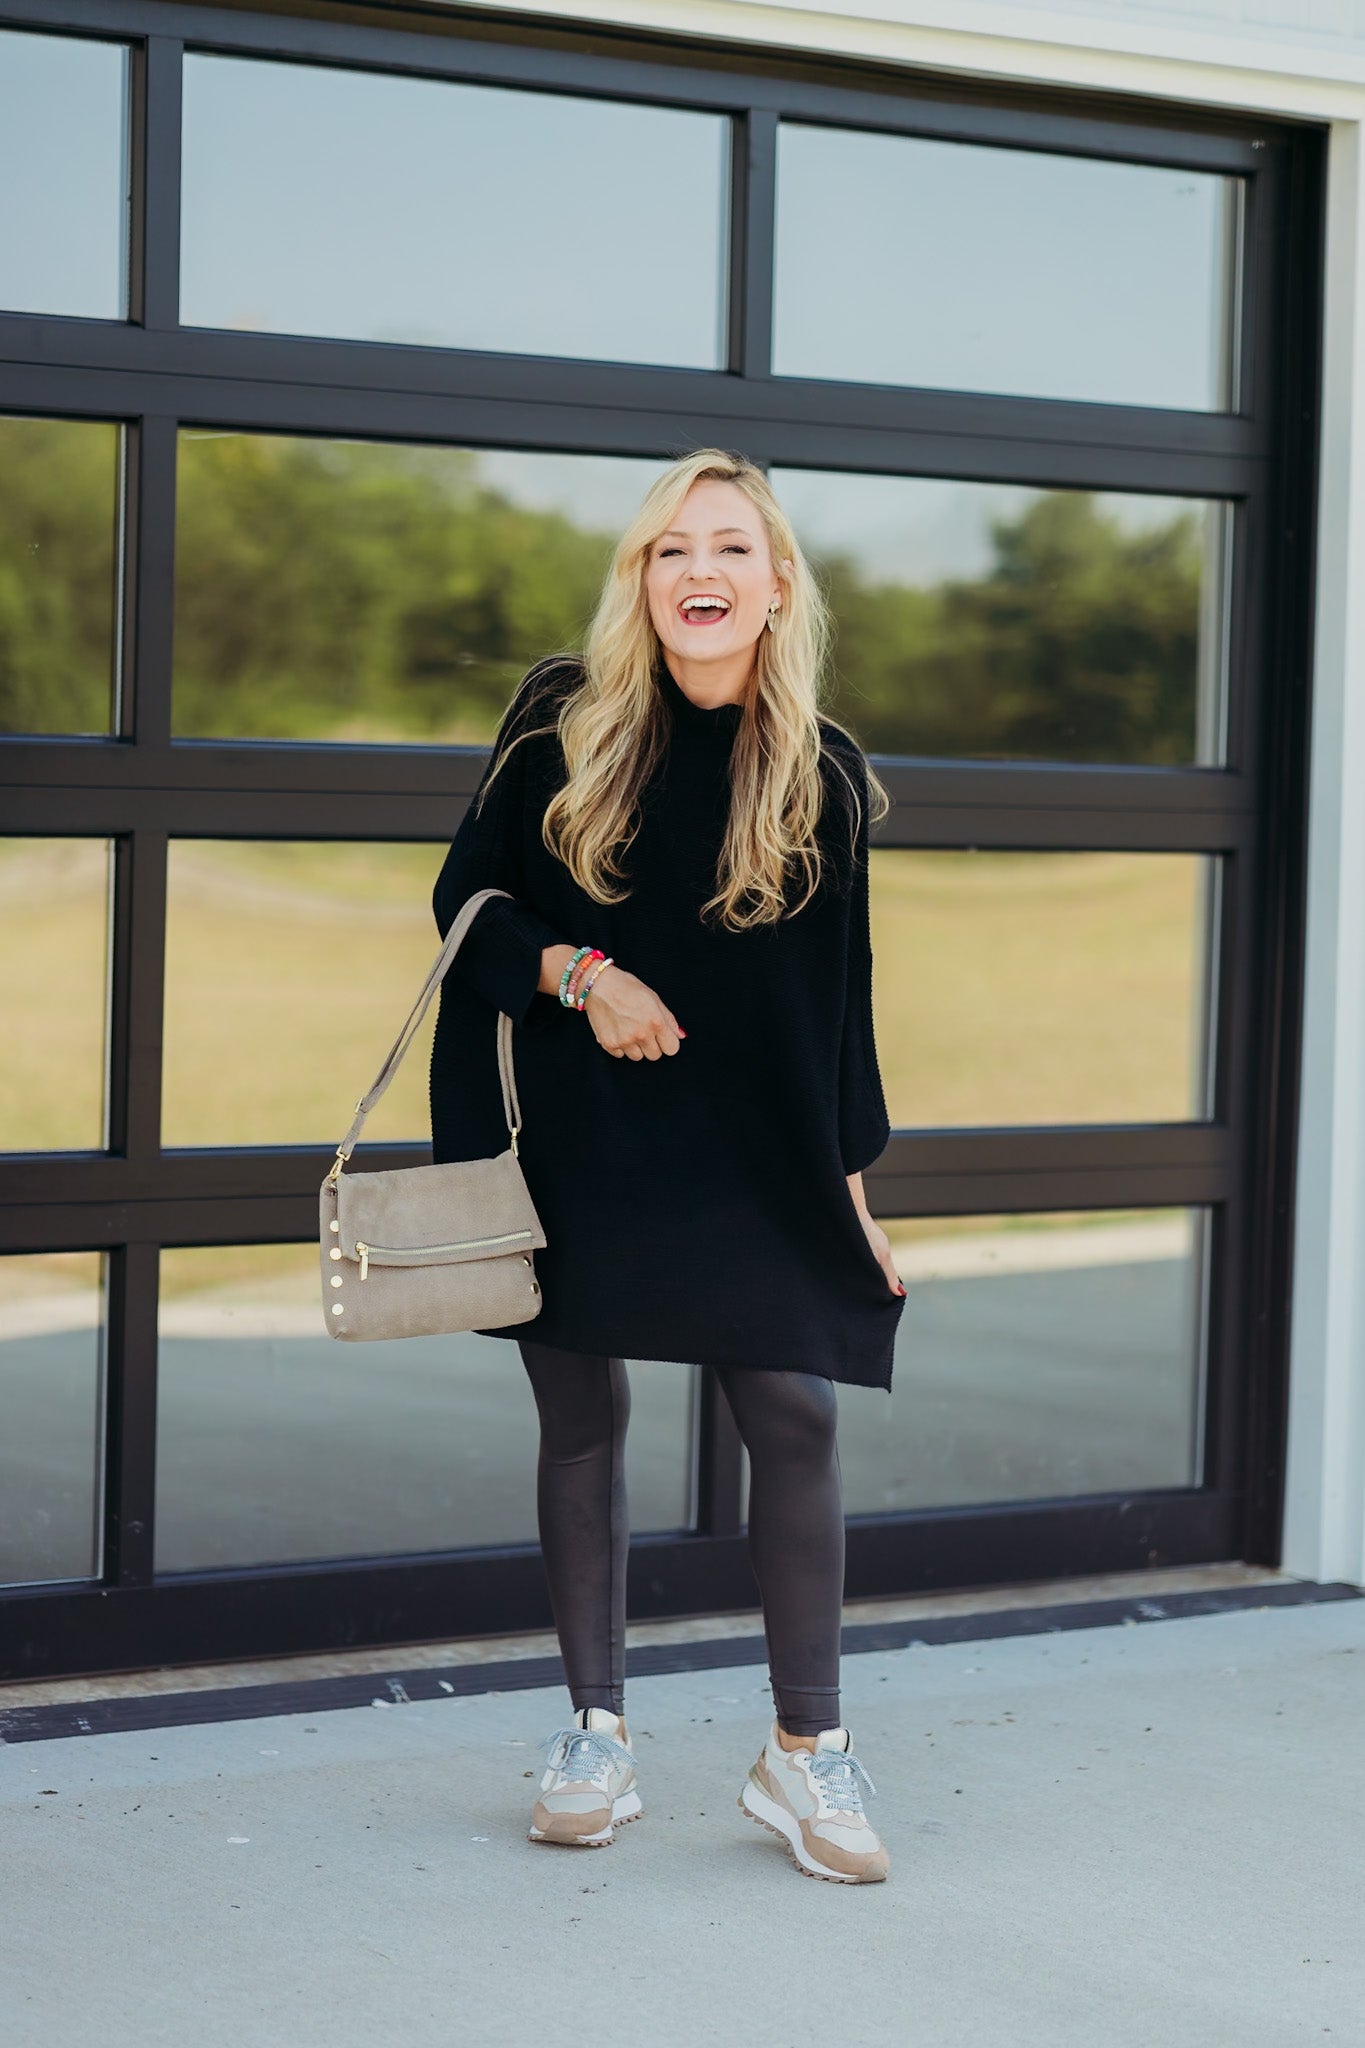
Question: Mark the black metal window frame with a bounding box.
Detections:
[0,0,1323,1680]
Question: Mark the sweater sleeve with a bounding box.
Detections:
[432,665,576,1025]
[836,750,893,1177]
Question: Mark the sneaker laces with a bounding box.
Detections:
[807,1747,877,1814]
[539,1723,632,1785]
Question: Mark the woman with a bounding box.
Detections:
[429,449,906,1886]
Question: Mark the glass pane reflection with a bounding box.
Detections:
[0,1253,105,1586]
[873,851,1217,1130]
[182,55,729,367]
[837,1210,1207,1513]
[162,843,444,1149]
[775,468,1230,764]
[0,415,123,737]
[154,1245,695,1569]
[774,124,1239,410]
[0,839,111,1152]
[172,435,666,743]
[0,29,129,320]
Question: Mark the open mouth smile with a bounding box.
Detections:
[678,594,732,627]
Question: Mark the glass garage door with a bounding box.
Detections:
[0,10,1319,1674]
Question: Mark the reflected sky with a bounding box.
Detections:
[180,55,730,368]
[773,468,1218,583]
[0,24,1232,416]
[774,123,1237,411]
[0,28,129,319]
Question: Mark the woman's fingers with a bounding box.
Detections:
[582,968,684,1059]
[621,1027,680,1060]
[861,1215,907,1298]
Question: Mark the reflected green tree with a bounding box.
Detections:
[1,422,1207,761]
[0,417,120,735]
[173,436,613,743]
[819,491,1205,762]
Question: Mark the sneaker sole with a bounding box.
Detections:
[528,1788,643,1848]
[738,1780,887,1885]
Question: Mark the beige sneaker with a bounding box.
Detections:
[739,1722,889,1883]
[528,1706,642,1847]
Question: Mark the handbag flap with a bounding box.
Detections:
[332,1147,547,1267]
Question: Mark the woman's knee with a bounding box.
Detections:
[721,1367,838,1472]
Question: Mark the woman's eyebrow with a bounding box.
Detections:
[658,525,753,539]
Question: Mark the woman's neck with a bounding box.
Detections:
[660,645,754,711]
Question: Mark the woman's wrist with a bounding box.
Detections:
[538,944,581,997]
[541,943,620,1010]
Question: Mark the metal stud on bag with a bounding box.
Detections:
[318,886,548,1342]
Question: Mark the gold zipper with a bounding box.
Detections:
[354,1229,535,1281]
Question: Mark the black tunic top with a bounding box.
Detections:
[428,653,905,1389]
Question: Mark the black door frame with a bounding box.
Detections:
[0,0,1323,1679]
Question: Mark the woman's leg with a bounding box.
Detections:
[713,1366,844,1737]
[516,1337,631,1715]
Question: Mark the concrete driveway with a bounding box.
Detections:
[3,1592,1360,2048]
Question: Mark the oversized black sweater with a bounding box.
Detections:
[429,652,905,1390]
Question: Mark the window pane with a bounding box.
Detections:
[838,1210,1207,1511]
[163,843,446,1149]
[172,435,665,743]
[774,124,1239,410]
[0,839,111,1152]
[875,851,1216,1130]
[0,415,123,737]
[0,30,129,320]
[155,1244,694,1569]
[0,1253,105,1585]
[182,55,729,368]
[775,469,1230,765]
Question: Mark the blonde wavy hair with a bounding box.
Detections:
[476,447,891,930]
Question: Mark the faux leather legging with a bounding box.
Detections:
[517,1337,845,1736]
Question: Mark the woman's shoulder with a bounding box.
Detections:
[490,652,587,771]
[502,651,587,731]
[815,710,869,769]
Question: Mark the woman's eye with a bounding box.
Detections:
[722,545,751,555]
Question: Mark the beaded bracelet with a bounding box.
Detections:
[577,956,615,1009]
[565,949,604,1007]
[558,945,603,1007]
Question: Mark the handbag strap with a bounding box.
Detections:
[327,886,524,1182]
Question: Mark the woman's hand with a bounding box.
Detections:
[582,963,686,1061]
[848,1174,906,1297]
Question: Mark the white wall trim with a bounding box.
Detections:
[447,0,1365,121]
[1282,119,1365,1590]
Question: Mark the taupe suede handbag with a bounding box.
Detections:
[319,886,547,1341]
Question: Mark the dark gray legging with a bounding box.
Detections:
[516,1337,844,1737]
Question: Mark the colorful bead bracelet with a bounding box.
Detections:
[565,950,600,1006]
[576,955,615,1008]
[558,945,599,1006]
[558,945,616,1011]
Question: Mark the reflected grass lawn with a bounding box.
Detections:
[4,842,1209,1161]
[873,849,1208,1129]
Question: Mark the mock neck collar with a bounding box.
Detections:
[654,653,746,732]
